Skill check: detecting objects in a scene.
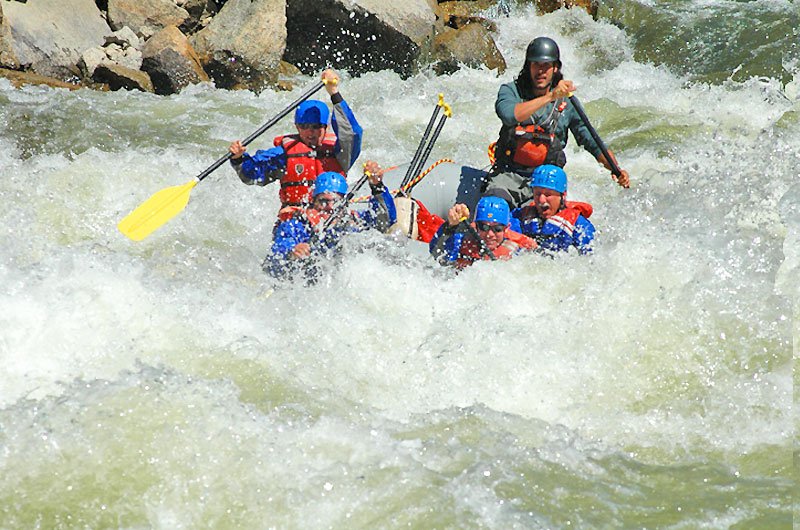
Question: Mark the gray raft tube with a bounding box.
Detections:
[351,162,490,220]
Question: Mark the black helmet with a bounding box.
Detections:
[525,37,561,67]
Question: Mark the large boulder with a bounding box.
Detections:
[284,0,437,77]
[92,62,154,92]
[434,1,497,31]
[1,0,112,79]
[190,0,285,91]
[179,0,218,33]
[142,25,209,95]
[0,4,19,69]
[107,0,190,39]
[431,23,506,75]
[534,0,598,18]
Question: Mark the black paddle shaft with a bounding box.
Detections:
[460,221,496,261]
[400,102,442,191]
[318,173,371,234]
[407,113,449,191]
[195,81,326,182]
[569,95,622,177]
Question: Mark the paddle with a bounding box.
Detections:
[568,95,622,178]
[404,102,452,194]
[457,218,496,261]
[397,94,444,195]
[118,80,327,241]
[398,95,451,195]
[317,171,371,236]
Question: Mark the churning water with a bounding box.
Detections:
[0,2,797,528]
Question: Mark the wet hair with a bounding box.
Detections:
[515,60,563,100]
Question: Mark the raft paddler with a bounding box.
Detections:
[264,162,396,281]
[512,164,595,255]
[429,196,536,269]
[486,36,630,208]
[228,69,363,208]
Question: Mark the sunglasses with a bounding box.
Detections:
[476,221,505,233]
[314,197,339,206]
[297,123,325,130]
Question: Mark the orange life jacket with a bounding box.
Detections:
[274,133,344,206]
[511,123,554,167]
[455,225,536,269]
[497,100,567,171]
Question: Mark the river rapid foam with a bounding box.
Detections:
[0,4,797,528]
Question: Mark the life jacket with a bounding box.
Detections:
[273,205,323,235]
[454,225,535,269]
[517,200,592,223]
[545,207,584,238]
[516,201,593,241]
[274,133,344,206]
[496,98,567,173]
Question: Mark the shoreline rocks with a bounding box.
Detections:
[0,0,598,94]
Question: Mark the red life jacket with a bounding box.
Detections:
[274,133,344,206]
[517,200,593,223]
[545,206,587,237]
[455,225,535,269]
[567,201,593,218]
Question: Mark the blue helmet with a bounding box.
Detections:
[475,196,510,226]
[294,100,329,125]
[531,164,567,194]
[313,172,348,197]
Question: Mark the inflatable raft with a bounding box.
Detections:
[353,160,490,219]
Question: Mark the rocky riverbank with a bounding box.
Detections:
[0,0,596,94]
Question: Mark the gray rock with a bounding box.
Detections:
[0,4,19,69]
[191,0,285,91]
[105,26,141,49]
[105,42,143,71]
[118,47,143,71]
[283,0,436,77]
[431,23,506,75]
[142,25,209,95]
[108,0,190,39]
[92,62,154,92]
[2,0,112,79]
[79,46,108,77]
[180,0,217,33]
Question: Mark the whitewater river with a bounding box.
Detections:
[1,2,797,528]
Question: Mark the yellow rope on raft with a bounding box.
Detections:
[350,158,455,203]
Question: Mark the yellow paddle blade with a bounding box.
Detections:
[118,179,198,241]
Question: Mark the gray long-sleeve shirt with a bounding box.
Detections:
[495,81,603,161]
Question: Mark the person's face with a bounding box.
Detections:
[475,221,506,251]
[313,192,341,213]
[296,123,327,147]
[532,187,563,218]
[528,61,557,92]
